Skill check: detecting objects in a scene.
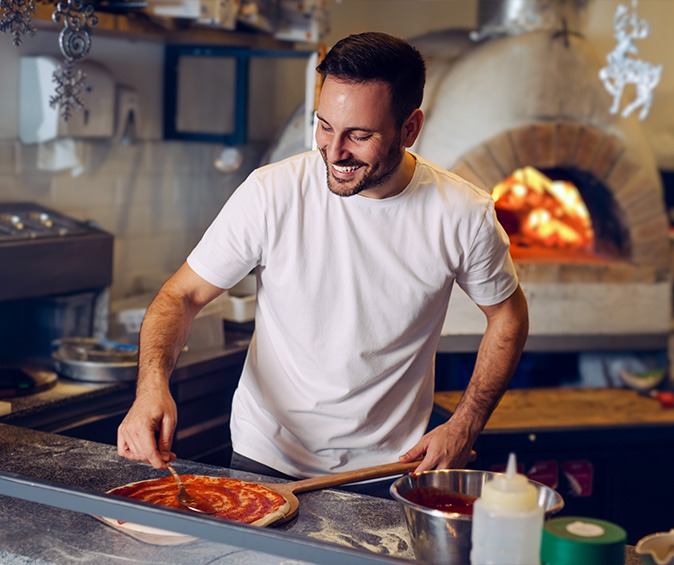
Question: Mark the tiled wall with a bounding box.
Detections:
[0,30,299,301]
[0,137,267,299]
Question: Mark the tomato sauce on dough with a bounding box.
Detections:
[109,475,288,525]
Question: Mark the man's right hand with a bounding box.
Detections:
[117,383,178,469]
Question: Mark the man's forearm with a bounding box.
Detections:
[134,263,226,396]
[451,285,529,439]
[136,288,197,395]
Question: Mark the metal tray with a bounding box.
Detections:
[52,338,138,383]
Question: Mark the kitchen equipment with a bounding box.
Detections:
[54,337,137,363]
[19,57,115,143]
[0,202,113,369]
[52,337,137,382]
[0,367,57,399]
[0,202,113,302]
[541,516,627,565]
[166,463,216,515]
[636,529,674,565]
[471,452,544,565]
[390,469,564,565]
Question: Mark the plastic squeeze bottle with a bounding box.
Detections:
[470,452,544,565]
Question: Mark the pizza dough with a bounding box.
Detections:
[107,474,290,528]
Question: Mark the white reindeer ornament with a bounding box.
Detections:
[598,0,662,121]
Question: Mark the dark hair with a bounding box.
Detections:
[316,32,426,128]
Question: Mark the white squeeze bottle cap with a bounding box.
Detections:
[481,452,538,512]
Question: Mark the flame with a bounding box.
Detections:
[493,167,594,250]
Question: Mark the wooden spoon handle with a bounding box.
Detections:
[286,450,477,495]
[289,460,419,495]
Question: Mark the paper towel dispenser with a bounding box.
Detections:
[19,56,115,143]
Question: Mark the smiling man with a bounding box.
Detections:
[316,77,419,199]
[117,32,528,497]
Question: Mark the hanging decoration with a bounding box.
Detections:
[598,0,662,121]
[0,0,36,46]
[50,0,97,121]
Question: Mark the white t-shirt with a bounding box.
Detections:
[187,150,518,477]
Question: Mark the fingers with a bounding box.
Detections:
[400,426,477,472]
[117,411,176,469]
[146,445,170,470]
[158,415,176,457]
[116,387,178,469]
[161,451,177,465]
[415,451,441,473]
[400,440,434,473]
[399,442,426,463]
[117,419,159,467]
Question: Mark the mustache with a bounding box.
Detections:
[331,158,366,167]
[318,148,365,168]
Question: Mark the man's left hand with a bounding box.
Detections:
[398,420,476,472]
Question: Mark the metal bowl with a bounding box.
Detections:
[390,469,564,565]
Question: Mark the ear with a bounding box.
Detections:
[402,109,424,147]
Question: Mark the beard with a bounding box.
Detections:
[320,133,404,197]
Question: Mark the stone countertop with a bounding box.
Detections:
[0,425,646,565]
[0,423,415,564]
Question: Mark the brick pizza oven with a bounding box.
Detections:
[411,0,671,343]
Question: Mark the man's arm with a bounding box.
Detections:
[400,284,529,471]
[117,262,226,469]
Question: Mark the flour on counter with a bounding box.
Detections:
[303,491,413,558]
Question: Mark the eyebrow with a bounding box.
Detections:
[316,115,377,134]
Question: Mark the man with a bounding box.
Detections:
[117,32,528,492]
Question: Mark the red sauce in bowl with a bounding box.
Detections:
[402,486,477,515]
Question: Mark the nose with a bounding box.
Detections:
[319,132,350,163]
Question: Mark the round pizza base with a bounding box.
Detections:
[98,474,290,545]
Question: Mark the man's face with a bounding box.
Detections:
[315,76,406,199]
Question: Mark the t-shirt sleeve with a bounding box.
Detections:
[187,174,267,290]
[455,201,519,306]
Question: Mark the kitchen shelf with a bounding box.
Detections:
[33,3,301,49]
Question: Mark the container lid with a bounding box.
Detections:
[481,452,538,511]
[541,516,626,565]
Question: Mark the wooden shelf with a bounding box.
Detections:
[434,387,674,431]
[33,3,301,49]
